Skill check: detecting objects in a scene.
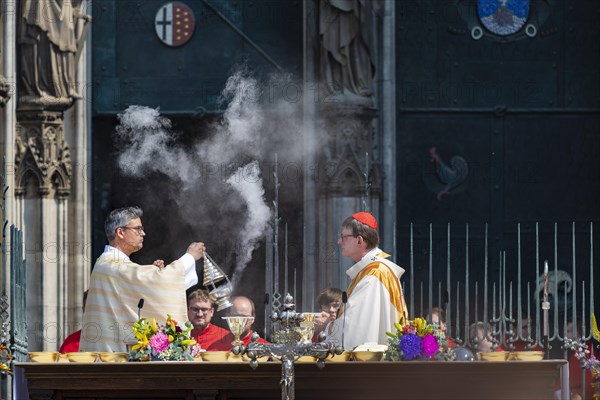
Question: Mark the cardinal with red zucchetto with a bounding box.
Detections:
[328,212,408,350]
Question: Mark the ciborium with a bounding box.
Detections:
[203,252,233,311]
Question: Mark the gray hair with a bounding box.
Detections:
[104,206,143,241]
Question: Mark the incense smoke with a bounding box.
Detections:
[113,68,321,288]
[227,161,271,287]
[114,106,194,183]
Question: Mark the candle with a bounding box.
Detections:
[544,260,548,275]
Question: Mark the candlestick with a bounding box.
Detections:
[542,259,550,359]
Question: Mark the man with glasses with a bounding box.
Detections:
[328,212,408,350]
[187,289,230,350]
[80,206,205,352]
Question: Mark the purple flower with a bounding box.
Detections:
[149,332,170,353]
[400,333,422,360]
[421,334,439,358]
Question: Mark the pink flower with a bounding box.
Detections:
[421,334,439,358]
[149,332,170,353]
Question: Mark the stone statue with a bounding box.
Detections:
[0,5,12,107]
[0,75,11,107]
[319,0,375,106]
[18,0,91,109]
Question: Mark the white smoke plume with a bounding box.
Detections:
[114,105,195,183]
[197,69,266,165]
[227,161,272,287]
[112,67,326,290]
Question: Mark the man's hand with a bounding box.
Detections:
[314,312,333,332]
[187,242,205,260]
[153,259,165,269]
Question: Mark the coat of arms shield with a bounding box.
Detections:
[478,0,529,36]
[155,2,196,47]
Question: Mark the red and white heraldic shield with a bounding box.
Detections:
[155,2,196,47]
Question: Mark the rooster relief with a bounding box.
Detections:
[429,147,469,200]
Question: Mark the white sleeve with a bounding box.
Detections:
[178,253,198,289]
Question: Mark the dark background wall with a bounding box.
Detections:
[90,0,600,335]
[91,0,304,335]
[395,0,600,325]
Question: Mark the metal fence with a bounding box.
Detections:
[400,222,597,350]
[1,169,27,400]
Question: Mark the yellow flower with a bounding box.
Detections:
[592,314,600,342]
[413,317,427,334]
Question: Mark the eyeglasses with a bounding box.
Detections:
[189,306,212,314]
[340,234,358,240]
[120,226,145,234]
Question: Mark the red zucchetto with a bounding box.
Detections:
[352,212,378,230]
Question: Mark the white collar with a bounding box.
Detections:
[346,247,383,279]
[103,245,130,262]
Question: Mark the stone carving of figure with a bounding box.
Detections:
[18,0,91,109]
[0,5,12,107]
[0,75,11,107]
[319,0,375,106]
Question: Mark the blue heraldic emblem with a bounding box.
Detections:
[478,0,529,36]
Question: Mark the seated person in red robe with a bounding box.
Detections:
[214,296,269,349]
[59,290,88,353]
[187,289,230,350]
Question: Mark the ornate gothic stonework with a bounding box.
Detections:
[0,75,11,107]
[319,104,381,196]
[15,111,72,197]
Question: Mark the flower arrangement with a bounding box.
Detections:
[563,313,600,392]
[129,315,197,361]
[385,317,452,361]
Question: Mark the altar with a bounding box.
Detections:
[18,359,566,400]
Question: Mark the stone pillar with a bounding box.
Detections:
[1,5,20,398]
[13,0,91,351]
[307,0,383,297]
[317,105,381,291]
[15,110,72,351]
[301,0,319,312]
[1,0,17,228]
[380,0,397,256]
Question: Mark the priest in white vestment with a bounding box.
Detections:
[328,212,408,350]
[80,206,205,352]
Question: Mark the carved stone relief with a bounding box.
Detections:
[0,75,11,107]
[319,105,381,197]
[15,111,72,197]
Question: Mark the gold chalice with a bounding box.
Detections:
[223,316,253,347]
[298,313,318,344]
[223,316,253,362]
